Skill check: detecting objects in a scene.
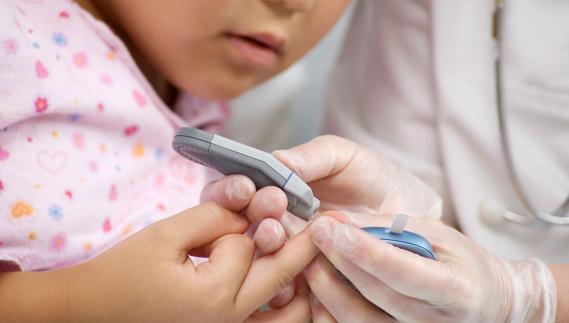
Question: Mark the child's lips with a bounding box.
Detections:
[224,32,285,70]
[238,32,285,53]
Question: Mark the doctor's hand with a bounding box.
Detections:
[274,135,442,219]
[305,213,556,323]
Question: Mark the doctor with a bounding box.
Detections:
[325,0,569,262]
[275,0,568,322]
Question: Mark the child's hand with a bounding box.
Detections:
[200,174,288,225]
[201,174,302,313]
[200,174,290,253]
[80,202,316,323]
[0,202,316,323]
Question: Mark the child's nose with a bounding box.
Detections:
[263,0,315,12]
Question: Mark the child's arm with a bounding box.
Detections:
[0,268,79,322]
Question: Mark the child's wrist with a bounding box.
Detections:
[62,261,112,323]
[0,267,83,322]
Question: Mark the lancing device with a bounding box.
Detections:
[172,127,320,221]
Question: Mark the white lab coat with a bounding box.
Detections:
[326,0,569,262]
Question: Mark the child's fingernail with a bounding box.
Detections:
[259,189,280,213]
[227,178,251,203]
[310,218,333,246]
[268,219,284,240]
[333,223,357,255]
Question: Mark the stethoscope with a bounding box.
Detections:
[486,0,569,225]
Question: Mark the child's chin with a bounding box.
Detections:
[182,81,253,101]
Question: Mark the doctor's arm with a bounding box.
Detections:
[306,213,565,323]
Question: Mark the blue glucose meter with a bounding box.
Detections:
[361,226,436,260]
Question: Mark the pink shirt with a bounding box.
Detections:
[0,0,229,271]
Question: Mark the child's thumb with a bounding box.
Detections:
[151,202,249,256]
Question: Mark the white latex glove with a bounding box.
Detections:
[306,212,557,323]
[273,135,442,229]
[271,135,444,321]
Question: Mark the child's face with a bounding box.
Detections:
[95,0,351,100]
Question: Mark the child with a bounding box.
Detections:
[0,0,350,321]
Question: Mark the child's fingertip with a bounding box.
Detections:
[310,217,334,247]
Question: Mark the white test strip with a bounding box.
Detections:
[389,213,409,234]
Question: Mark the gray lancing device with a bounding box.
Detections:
[172,127,320,221]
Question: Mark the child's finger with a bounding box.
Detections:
[246,277,310,323]
[253,218,286,256]
[193,217,286,259]
[245,186,288,224]
[234,228,319,315]
[150,202,249,261]
[200,175,256,212]
[245,296,310,323]
[196,234,255,295]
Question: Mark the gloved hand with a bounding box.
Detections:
[273,135,442,234]
[272,135,446,321]
[306,212,557,323]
